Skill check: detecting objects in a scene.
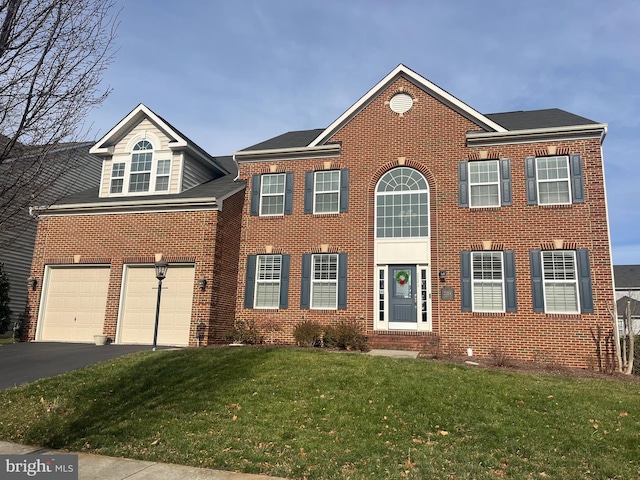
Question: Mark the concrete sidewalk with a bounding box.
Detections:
[0,441,286,480]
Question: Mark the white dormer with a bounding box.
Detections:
[91,104,228,198]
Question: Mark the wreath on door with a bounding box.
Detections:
[395,270,409,285]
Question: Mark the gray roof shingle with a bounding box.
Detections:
[241,129,325,152]
[485,109,599,131]
[614,265,640,290]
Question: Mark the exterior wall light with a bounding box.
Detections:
[439,270,447,282]
[198,278,207,291]
[27,277,38,290]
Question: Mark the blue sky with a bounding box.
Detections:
[86,0,640,265]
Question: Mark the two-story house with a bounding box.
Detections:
[23,65,616,368]
[233,64,615,368]
[23,104,245,346]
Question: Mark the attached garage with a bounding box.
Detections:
[117,264,195,346]
[38,266,110,342]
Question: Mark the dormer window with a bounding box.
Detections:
[105,138,172,197]
[129,140,153,193]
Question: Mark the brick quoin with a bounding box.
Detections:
[235,76,615,369]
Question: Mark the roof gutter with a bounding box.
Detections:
[233,143,341,163]
[30,196,220,217]
[466,123,608,147]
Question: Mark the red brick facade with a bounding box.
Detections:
[24,189,245,346]
[234,76,616,368]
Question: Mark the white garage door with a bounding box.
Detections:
[39,266,110,342]
[117,264,195,346]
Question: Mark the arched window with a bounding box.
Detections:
[375,167,429,238]
[129,140,153,192]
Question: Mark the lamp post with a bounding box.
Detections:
[152,259,169,351]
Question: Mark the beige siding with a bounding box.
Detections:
[182,153,213,190]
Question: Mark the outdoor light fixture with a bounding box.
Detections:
[152,259,169,351]
[27,277,38,290]
[439,270,447,282]
[198,278,207,291]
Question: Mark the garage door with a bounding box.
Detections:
[39,266,110,342]
[117,264,195,346]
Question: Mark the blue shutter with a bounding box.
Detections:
[576,249,593,313]
[339,169,349,212]
[500,158,512,206]
[279,254,290,309]
[504,250,517,312]
[304,171,313,214]
[338,253,347,309]
[244,255,257,308]
[530,250,544,312]
[461,251,471,311]
[300,254,311,308]
[458,161,469,207]
[284,172,294,215]
[570,154,585,203]
[525,157,537,205]
[250,175,261,216]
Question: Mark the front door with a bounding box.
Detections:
[388,265,417,329]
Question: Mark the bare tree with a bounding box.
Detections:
[0,0,118,243]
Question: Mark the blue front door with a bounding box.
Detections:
[388,265,417,329]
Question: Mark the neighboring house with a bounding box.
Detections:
[23,65,616,369]
[23,104,245,346]
[234,64,615,368]
[0,140,102,329]
[614,265,640,335]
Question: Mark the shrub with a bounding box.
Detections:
[293,320,323,347]
[620,335,640,376]
[0,263,11,335]
[324,319,369,352]
[223,319,263,345]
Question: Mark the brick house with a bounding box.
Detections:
[234,64,615,368]
[24,65,616,368]
[24,104,245,346]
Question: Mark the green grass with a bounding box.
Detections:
[0,348,639,479]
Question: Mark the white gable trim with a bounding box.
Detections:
[90,104,186,156]
[309,64,507,147]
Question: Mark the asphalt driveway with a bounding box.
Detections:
[0,342,154,390]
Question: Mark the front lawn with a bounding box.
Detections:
[0,347,638,479]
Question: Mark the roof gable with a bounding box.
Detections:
[309,64,507,147]
[90,104,230,175]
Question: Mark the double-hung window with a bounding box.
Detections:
[458,159,512,208]
[526,154,585,205]
[254,255,282,308]
[541,251,579,313]
[469,160,500,207]
[260,173,286,215]
[110,162,125,194]
[471,251,505,311]
[304,169,349,214]
[311,254,338,309]
[244,254,290,309]
[155,159,171,192]
[301,253,347,310]
[461,250,517,313]
[250,172,293,216]
[314,171,340,213]
[129,140,153,193]
[530,249,593,314]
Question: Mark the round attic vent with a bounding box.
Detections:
[389,93,413,114]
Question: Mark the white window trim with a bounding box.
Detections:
[542,250,580,314]
[535,155,572,206]
[107,142,172,197]
[313,170,340,214]
[155,159,172,192]
[310,253,338,310]
[468,160,501,208]
[254,254,282,309]
[259,173,286,216]
[471,251,505,312]
[110,162,126,194]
